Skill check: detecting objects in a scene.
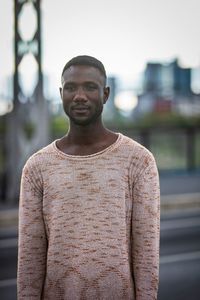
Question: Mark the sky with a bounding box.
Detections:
[1,0,200,100]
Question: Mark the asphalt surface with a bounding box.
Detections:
[158,211,200,300]
[0,210,200,300]
[160,171,200,195]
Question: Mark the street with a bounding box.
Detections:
[0,211,200,300]
[158,211,200,300]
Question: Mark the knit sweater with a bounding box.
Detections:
[18,133,160,300]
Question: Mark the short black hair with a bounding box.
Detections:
[61,55,107,82]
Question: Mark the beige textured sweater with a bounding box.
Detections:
[18,133,160,300]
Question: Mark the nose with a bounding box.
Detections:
[73,87,87,102]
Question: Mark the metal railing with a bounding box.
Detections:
[0,125,200,203]
[117,126,200,172]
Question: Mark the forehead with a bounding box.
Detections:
[62,65,105,85]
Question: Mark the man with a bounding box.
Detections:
[18,55,160,300]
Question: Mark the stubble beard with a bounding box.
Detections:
[65,105,103,127]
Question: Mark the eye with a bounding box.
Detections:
[84,83,98,91]
[64,84,76,92]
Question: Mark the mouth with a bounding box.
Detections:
[72,106,90,112]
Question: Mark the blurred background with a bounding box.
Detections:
[0,0,200,299]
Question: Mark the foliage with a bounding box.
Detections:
[105,111,200,130]
[23,122,35,140]
[0,116,6,134]
[51,116,69,138]
[135,112,200,129]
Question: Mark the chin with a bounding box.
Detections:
[68,108,103,126]
[74,120,94,126]
[72,115,102,126]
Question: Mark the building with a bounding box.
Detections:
[135,59,200,117]
[103,76,118,121]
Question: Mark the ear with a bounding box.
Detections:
[59,87,62,98]
[103,87,110,104]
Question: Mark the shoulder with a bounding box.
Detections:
[23,141,55,173]
[119,133,155,162]
[118,133,158,177]
[118,134,159,185]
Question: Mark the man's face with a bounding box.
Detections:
[60,65,109,126]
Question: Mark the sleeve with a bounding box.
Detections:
[17,160,47,299]
[132,154,160,300]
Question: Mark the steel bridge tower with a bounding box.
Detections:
[6,0,49,203]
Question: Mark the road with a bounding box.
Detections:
[158,211,200,300]
[0,211,200,300]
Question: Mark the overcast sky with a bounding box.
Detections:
[1,0,200,95]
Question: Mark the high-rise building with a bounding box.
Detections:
[170,59,191,95]
[143,59,192,96]
[137,58,199,117]
[143,63,163,93]
[103,76,117,120]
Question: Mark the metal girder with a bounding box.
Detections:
[5,0,49,204]
[14,0,42,104]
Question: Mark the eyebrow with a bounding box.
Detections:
[63,80,100,86]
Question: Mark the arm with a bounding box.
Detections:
[17,161,47,299]
[132,155,160,300]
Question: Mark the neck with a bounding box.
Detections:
[67,120,108,145]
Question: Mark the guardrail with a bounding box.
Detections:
[117,126,200,172]
[0,125,200,203]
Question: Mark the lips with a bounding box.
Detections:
[72,106,90,114]
[72,105,90,111]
